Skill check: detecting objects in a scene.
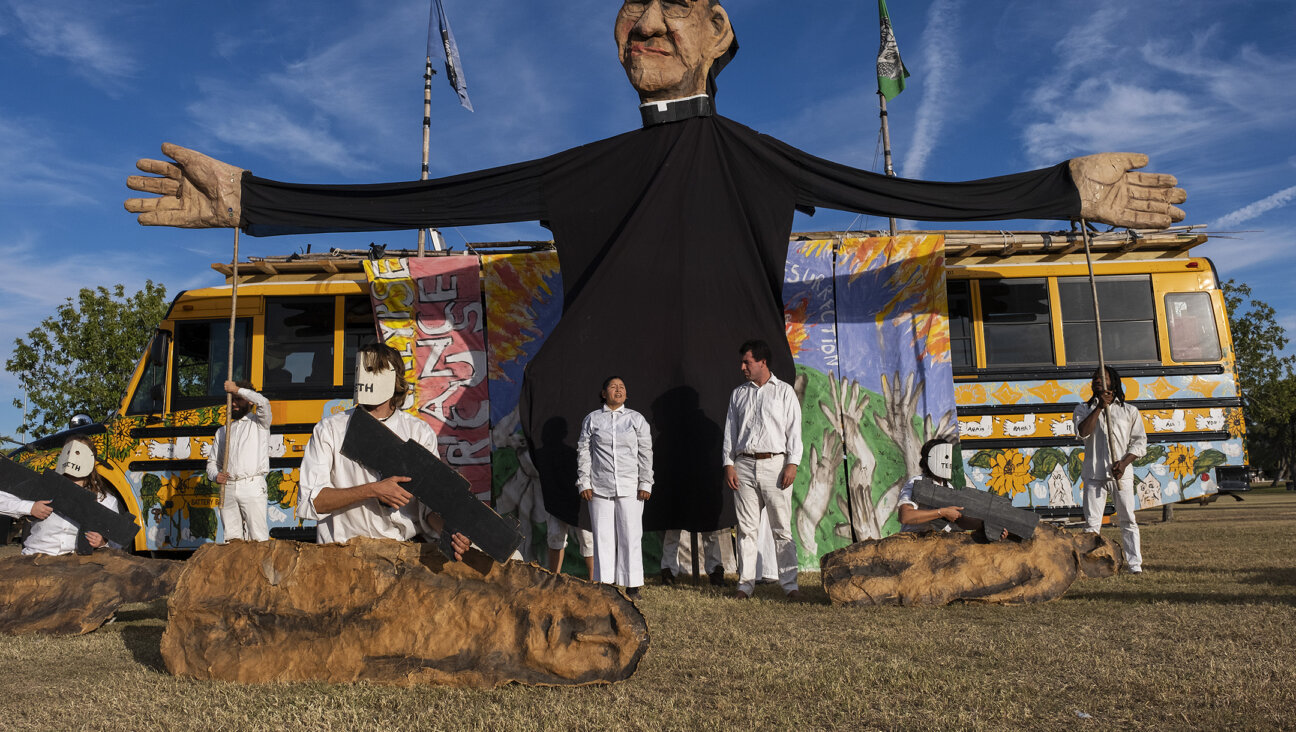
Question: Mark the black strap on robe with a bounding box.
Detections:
[240,114,1080,532]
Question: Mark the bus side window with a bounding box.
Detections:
[342,296,378,388]
[265,297,336,389]
[1058,275,1158,364]
[979,278,1053,367]
[1166,292,1222,362]
[947,281,974,368]
[171,319,252,410]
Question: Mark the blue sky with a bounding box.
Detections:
[1,0,1293,440]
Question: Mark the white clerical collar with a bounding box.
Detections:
[639,94,713,127]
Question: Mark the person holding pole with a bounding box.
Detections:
[1074,365,1148,574]
[206,379,272,542]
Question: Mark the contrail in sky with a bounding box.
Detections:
[900,0,961,180]
[1213,185,1296,228]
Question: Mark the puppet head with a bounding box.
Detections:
[354,344,407,408]
[920,438,954,482]
[615,0,737,103]
[56,436,96,479]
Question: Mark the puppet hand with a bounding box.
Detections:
[371,476,413,508]
[126,143,244,228]
[1070,153,1186,229]
[84,531,106,549]
[30,500,53,520]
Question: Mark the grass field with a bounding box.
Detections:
[2,490,1294,731]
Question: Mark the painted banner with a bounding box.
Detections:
[784,235,955,569]
[364,257,492,499]
[481,250,564,560]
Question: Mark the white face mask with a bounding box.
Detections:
[56,440,95,479]
[925,443,954,481]
[354,353,397,406]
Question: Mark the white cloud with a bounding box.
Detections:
[186,91,374,173]
[6,1,136,89]
[1023,81,1205,164]
[900,0,962,180]
[1212,186,1296,229]
[0,113,109,206]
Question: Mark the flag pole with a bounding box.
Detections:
[878,93,898,237]
[417,49,434,257]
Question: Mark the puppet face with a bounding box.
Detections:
[602,378,628,409]
[925,442,954,481]
[56,440,95,479]
[615,0,734,102]
[354,353,398,406]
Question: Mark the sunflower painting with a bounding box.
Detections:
[1166,444,1197,481]
[986,449,1032,497]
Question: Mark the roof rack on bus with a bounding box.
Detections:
[210,241,557,277]
[792,225,1209,260]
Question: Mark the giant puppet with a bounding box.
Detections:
[125,1,1186,535]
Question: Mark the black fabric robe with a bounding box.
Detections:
[241,111,1079,532]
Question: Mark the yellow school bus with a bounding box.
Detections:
[944,227,1247,513]
[6,227,1245,553]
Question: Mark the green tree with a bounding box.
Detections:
[1222,280,1296,480]
[6,282,168,438]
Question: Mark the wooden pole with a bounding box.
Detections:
[221,221,240,509]
[1079,220,1122,512]
[878,93,898,237]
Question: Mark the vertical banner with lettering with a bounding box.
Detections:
[406,256,491,499]
[364,257,492,500]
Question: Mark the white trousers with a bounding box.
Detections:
[734,456,798,594]
[753,507,779,582]
[1082,476,1142,571]
[546,516,594,557]
[220,476,269,542]
[589,494,645,588]
[661,529,726,574]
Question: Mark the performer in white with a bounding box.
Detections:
[578,376,653,599]
[298,344,468,558]
[896,438,998,534]
[206,380,272,541]
[722,339,803,600]
[1074,366,1148,573]
[0,436,121,556]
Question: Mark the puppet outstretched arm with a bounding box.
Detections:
[768,133,1185,228]
[125,143,558,236]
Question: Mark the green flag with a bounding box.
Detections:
[877,0,910,101]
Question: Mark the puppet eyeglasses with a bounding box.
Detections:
[621,0,696,20]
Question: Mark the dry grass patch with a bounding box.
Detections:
[1,491,1293,731]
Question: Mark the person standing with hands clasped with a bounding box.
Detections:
[1074,366,1148,574]
[207,379,272,542]
[723,339,803,601]
[578,376,653,600]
